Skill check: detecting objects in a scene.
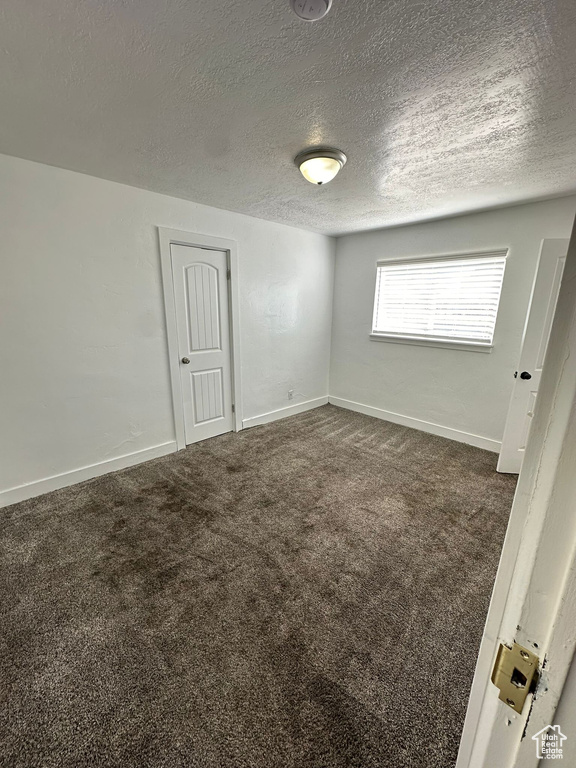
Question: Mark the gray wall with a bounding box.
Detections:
[330,198,576,447]
[0,153,335,499]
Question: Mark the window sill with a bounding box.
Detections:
[369,333,493,353]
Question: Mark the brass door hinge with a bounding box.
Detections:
[491,641,540,714]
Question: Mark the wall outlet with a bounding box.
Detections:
[288,389,294,400]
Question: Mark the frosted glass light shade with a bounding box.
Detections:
[299,156,341,184]
[294,148,347,185]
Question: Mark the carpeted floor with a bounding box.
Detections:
[0,405,517,768]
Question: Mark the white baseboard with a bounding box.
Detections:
[242,397,328,429]
[0,441,178,509]
[328,396,501,453]
[1,395,500,508]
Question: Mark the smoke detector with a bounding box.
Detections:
[290,0,332,22]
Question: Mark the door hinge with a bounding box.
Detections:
[227,269,231,280]
[232,404,235,413]
[491,641,540,714]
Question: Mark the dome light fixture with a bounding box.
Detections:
[294,147,347,185]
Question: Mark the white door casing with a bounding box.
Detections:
[457,226,576,768]
[497,239,568,473]
[171,244,233,444]
[159,229,243,449]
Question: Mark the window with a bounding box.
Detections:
[371,251,507,350]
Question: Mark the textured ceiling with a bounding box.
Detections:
[1,0,576,234]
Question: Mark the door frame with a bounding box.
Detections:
[158,227,243,449]
[456,224,576,766]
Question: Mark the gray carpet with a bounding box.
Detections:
[0,405,516,768]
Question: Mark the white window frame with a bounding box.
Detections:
[370,250,508,353]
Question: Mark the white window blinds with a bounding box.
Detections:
[372,252,507,346]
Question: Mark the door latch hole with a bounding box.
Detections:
[511,667,527,689]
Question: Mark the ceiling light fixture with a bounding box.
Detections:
[294,147,347,185]
[290,0,332,22]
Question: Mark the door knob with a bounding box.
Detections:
[520,371,532,380]
[181,357,190,364]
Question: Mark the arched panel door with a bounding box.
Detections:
[171,245,234,444]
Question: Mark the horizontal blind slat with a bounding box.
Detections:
[373,255,506,343]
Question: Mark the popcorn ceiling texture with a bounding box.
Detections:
[0,0,575,234]
[0,406,516,767]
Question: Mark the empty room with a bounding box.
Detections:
[2,1,576,767]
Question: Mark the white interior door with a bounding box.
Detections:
[171,243,234,444]
[497,239,568,473]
